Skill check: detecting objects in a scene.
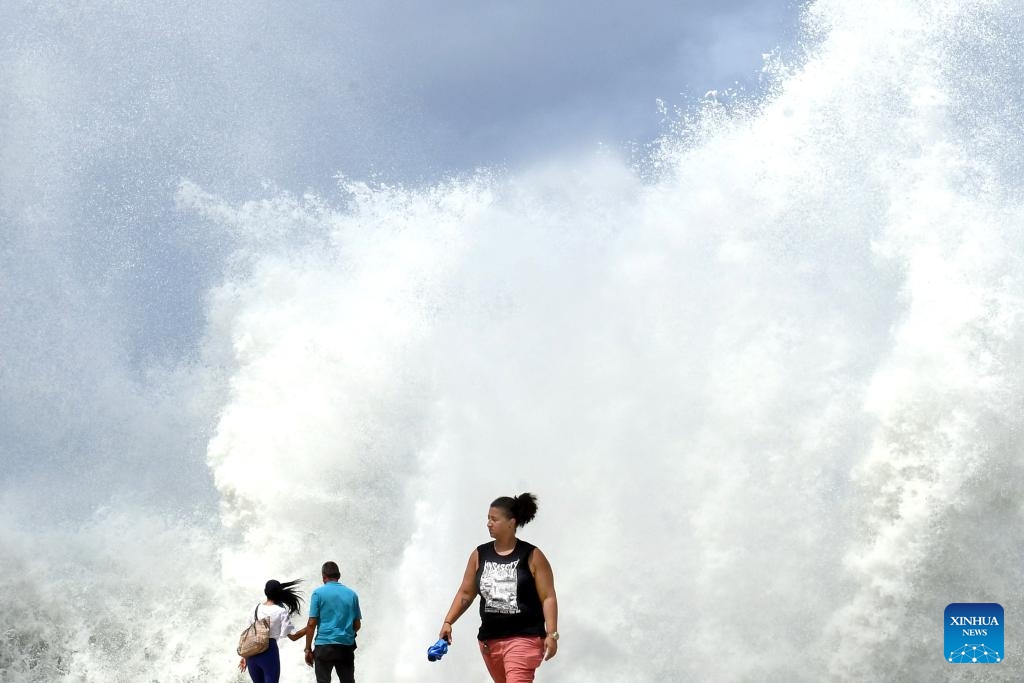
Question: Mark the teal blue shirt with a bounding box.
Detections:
[309,581,361,646]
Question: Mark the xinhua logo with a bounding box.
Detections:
[945,603,1003,663]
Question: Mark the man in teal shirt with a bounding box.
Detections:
[304,561,362,683]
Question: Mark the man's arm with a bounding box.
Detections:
[304,617,318,667]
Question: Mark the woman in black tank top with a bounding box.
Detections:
[439,492,560,682]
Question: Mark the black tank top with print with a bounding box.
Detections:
[475,540,546,640]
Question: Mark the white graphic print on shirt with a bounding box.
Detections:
[480,559,520,614]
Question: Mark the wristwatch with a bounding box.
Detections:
[547,631,559,641]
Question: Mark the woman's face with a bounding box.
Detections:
[487,506,516,538]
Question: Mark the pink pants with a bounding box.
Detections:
[478,636,545,683]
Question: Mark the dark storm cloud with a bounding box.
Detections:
[342,0,797,169]
[0,0,800,512]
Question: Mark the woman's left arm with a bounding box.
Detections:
[531,548,559,661]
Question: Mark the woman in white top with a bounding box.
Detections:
[238,579,308,683]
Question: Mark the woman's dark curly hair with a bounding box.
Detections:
[490,492,539,528]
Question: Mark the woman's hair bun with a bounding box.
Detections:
[512,492,538,527]
[491,492,539,527]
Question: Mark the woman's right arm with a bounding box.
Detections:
[439,550,478,644]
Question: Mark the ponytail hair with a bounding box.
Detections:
[264,579,304,615]
[491,492,539,528]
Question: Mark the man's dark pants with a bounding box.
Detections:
[314,644,355,683]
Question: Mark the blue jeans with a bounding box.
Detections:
[246,638,281,683]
